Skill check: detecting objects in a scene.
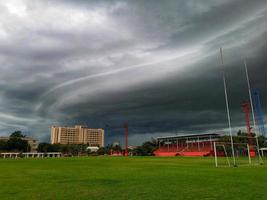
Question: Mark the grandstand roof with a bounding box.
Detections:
[156,133,222,140]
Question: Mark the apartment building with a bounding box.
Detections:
[51,125,104,147]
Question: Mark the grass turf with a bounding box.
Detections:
[0,156,266,200]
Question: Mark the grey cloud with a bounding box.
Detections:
[0,0,266,145]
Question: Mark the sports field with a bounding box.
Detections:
[0,156,266,200]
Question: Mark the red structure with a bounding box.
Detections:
[241,101,256,157]
[107,123,129,157]
[154,133,221,157]
[110,150,123,156]
[124,123,128,157]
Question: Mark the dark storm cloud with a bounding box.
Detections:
[0,0,267,145]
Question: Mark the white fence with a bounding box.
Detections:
[0,152,62,158]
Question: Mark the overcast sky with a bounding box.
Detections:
[0,0,267,145]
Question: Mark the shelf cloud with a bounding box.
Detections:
[0,0,267,144]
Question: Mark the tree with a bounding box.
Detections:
[60,145,71,154]
[10,131,25,138]
[6,137,30,152]
[97,147,107,155]
[140,141,157,156]
[37,143,89,155]
[0,131,30,152]
[69,144,87,156]
[257,135,266,147]
[132,139,158,156]
[38,143,52,152]
[216,131,267,155]
[112,144,122,152]
[106,144,122,155]
[0,140,7,151]
[37,143,61,152]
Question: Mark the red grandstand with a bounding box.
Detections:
[154,133,221,157]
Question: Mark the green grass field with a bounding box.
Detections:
[0,156,266,200]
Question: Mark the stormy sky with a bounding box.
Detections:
[0,0,267,145]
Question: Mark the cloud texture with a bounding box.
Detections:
[0,0,267,145]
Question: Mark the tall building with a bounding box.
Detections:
[51,125,104,147]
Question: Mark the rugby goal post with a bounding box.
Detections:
[213,141,260,167]
[260,148,267,157]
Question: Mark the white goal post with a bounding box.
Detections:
[260,148,267,157]
[213,141,259,167]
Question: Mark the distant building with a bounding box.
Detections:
[86,146,99,153]
[51,125,104,147]
[154,133,222,157]
[112,141,120,146]
[0,136,38,152]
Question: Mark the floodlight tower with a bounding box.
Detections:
[106,123,129,157]
[241,101,255,156]
[244,60,262,162]
[124,123,129,157]
[252,89,266,137]
[220,48,236,166]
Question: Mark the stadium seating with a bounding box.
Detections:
[154,143,213,157]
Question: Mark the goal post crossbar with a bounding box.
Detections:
[213,141,260,167]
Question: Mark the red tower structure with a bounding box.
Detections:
[241,101,256,157]
[124,123,128,157]
[106,123,129,157]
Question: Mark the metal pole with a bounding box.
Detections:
[210,135,212,150]
[214,141,218,167]
[220,48,236,167]
[244,59,263,164]
[247,143,251,165]
[198,136,200,151]
[242,102,254,155]
[253,90,266,137]
[244,59,257,131]
[124,123,128,157]
[222,145,231,167]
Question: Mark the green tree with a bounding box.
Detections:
[97,147,107,155]
[10,131,25,138]
[38,143,52,152]
[132,139,158,156]
[140,141,157,156]
[6,137,30,152]
[60,145,71,154]
[257,135,266,147]
[0,140,7,151]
